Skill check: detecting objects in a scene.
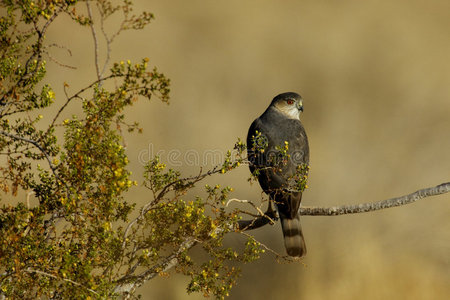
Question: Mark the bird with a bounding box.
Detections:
[247,92,310,257]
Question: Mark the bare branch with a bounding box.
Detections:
[86,2,101,81]
[87,1,127,83]
[237,209,278,231]
[43,43,76,69]
[300,182,450,216]
[97,2,114,80]
[226,198,267,217]
[234,182,449,231]
[229,198,278,230]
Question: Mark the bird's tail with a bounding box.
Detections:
[280,215,306,257]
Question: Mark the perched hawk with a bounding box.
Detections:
[247,92,310,257]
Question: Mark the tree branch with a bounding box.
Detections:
[86,2,101,82]
[0,130,68,192]
[0,7,61,113]
[113,182,448,296]
[236,182,449,230]
[300,182,450,216]
[24,268,100,297]
[122,166,221,251]
[114,238,197,298]
[49,74,118,127]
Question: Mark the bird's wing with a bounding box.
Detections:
[247,117,284,191]
[247,117,309,193]
[246,118,263,175]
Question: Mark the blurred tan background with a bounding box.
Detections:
[44,0,449,299]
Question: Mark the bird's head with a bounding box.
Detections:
[270,92,304,120]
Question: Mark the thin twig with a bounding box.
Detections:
[24,268,100,297]
[97,2,114,79]
[239,231,297,263]
[43,43,77,69]
[86,2,101,82]
[227,198,278,230]
[0,130,69,193]
[50,74,118,127]
[226,198,266,217]
[121,166,221,250]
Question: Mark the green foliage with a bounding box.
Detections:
[249,130,268,154]
[137,157,263,299]
[292,164,309,192]
[0,1,266,299]
[248,132,309,192]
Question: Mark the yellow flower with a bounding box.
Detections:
[114,169,122,177]
[103,222,111,231]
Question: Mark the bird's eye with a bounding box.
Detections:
[286,99,294,105]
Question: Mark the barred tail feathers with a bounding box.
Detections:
[280,216,306,257]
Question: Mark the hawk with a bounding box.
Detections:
[247,92,310,257]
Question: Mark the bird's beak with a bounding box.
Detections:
[297,103,303,112]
